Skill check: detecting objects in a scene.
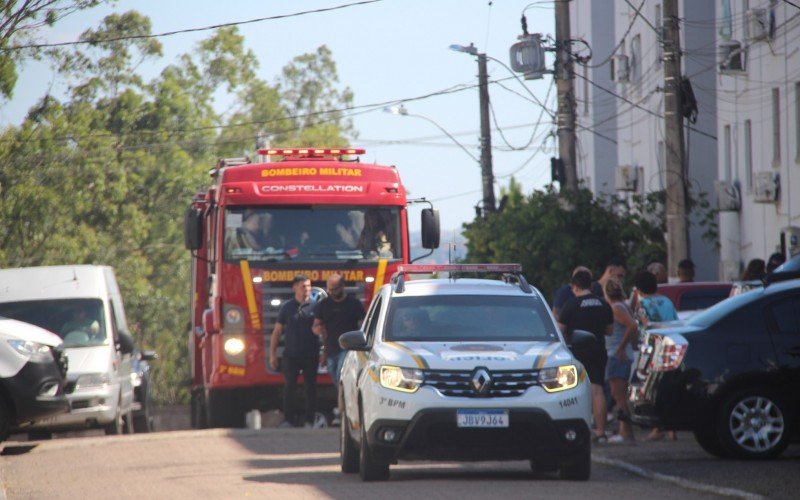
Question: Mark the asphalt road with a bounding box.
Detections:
[1,428,796,499]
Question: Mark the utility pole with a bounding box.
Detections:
[477,53,496,213]
[554,0,578,191]
[662,0,689,279]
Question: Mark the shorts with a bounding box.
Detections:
[605,354,632,381]
[572,342,607,385]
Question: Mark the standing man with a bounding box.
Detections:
[558,270,614,442]
[269,275,320,428]
[313,274,366,425]
[677,258,695,282]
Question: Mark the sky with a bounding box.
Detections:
[1,0,557,238]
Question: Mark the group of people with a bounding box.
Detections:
[268,273,365,428]
[740,252,786,281]
[553,258,692,444]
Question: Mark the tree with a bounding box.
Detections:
[0,13,356,405]
[463,182,666,300]
[0,0,107,99]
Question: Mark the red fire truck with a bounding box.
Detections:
[184,148,440,427]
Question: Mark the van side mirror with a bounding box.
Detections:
[117,329,135,355]
[184,207,203,250]
[421,208,440,249]
[339,330,369,351]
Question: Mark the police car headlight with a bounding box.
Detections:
[8,339,51,356]
[380,366,424,393]
[540,365,578,393]
[224,337,245,356]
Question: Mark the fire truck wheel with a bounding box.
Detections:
[206,390,242,428]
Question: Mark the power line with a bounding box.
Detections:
[582,0,646,69]
[1,0,383,52]
[783,0,800,11]
[574,71,717,141]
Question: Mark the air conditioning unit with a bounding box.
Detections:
[615,164,640,192]
[746,8,768,41]
[719,40,745,73]
[715,180,741,212]
[753,171,780,203]
[613,54,630,83]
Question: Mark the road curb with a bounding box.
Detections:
[592,453,765,500]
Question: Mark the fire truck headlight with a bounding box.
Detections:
[224,337,245,356]
[270,298,281,307]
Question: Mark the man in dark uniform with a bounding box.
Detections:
[269,274,320,428]
[558,270,614,442]
[313,274,366,425]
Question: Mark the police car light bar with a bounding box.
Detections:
[257,148,366,157]
[395,264,522,275]
[391,264,530,294]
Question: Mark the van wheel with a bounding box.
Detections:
[0,397,10,442]
[104,403,124,435]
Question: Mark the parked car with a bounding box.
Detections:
[657,282,733,320]
[0,266,136,437]
[730,254,800,297]
[131,349,157,432]
[0,317,70,441]
[629,278,800,459]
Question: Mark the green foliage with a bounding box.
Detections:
[0,1,107,99]
[463,182,667,301]
[0,12,355,405]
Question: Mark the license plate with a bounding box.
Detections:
[456,409,509,428]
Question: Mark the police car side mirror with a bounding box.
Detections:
[339,330,369,351]
[567,329,596,353]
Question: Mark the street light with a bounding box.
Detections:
[384,105,479,163]
[449,42,496,214]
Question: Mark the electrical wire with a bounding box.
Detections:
[1,0,384,52]
[581,0,646,69]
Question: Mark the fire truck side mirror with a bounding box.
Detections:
[202,309,218,335]
[184,208,204,250]
[421,208,440,249]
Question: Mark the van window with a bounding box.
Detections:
[0,299,107,347]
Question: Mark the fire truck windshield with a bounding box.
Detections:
[224,206,402,263]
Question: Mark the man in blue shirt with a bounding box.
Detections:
[269,275,320,428]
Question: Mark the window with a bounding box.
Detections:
[385,295,558,342]
[795,82,800,160]
[631,35,642,83]
[655,4,662,67]
[365,295,383,346]
[768,297,800,335]
[773,87,781,165]
[720,0,732,40]
[743,0,750,39]
[724,124,732,181]
[744,119,753,189]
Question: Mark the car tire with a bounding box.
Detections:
[717,388,790,459]
[692,422,727,458]
[558,440,591,481]
[104,402,124,435]
[358,407,389,481]
[341,413,360,473]
[123,409,135,434]
[133,414,153,433]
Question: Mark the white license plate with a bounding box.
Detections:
[456,409,509,428]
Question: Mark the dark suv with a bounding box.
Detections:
[629,278,800,459]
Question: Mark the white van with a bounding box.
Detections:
[0,265,136,436]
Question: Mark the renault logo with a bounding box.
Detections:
[471,368,492,395]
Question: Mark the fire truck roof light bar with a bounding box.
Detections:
[257,148,365,157]
[391,264,531,294]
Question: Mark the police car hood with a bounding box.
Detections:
[377,340,574,371]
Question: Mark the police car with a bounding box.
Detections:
[337,264,594,481]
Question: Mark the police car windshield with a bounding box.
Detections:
[223,206,401,264]
[385,295,558,342]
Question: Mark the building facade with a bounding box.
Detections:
[571,0,720,280]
